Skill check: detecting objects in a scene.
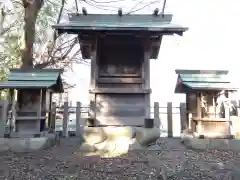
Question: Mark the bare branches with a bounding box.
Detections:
[45,0,74,13]
[33,0,91,70]
[34,36,79,69]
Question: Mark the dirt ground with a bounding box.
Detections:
[0,137,240,180]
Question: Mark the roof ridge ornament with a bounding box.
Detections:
[153,8,159,16]
[82,7,87,16]
[118,8,123,17]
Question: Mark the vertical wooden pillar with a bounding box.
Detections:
[37,89,42,133]
[89,100,96,120]
[90,39,98,90]
[51,102,56,130]
[63,101,68,137]
[142,38,150,89]
[143,40,151,124]
[48,92,53,128]
[11,98,16,134]
[0,101,8,137]
[196,92,201,118]
[8,89,14,136]
[167,102,173,137]
[224,91,231,135]
[76,102,81,136]
[225,105,232,135]
[188,113,193,130]
[185,94,189,128]
[196,92,202,134]
[154,102,160,127]
[180,102,186,132]
[89,38,98,122]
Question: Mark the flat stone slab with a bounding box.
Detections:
[0,133,58,152]
[182,136,240,151]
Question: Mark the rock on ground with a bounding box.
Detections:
[0,137,240,179]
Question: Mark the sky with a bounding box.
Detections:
[64,0,240,106]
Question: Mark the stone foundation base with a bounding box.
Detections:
[79,127,160,153]
[0,133,59,152]
[181,133,240,151]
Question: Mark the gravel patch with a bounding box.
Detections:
[0,137,240,179]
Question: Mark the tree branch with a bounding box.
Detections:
[34,37,78,69]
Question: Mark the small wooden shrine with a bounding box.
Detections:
[53,11,187,126]
[0,68,63,137]
[175,69,238,138]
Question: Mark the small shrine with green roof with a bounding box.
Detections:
[0,68,63,137]
[175,69,238,138]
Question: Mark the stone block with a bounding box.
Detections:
[135,127,160,146]
[0,133,58,152]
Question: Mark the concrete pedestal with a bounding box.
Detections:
[0,133,59,152]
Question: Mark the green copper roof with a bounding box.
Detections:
[0,69,64,93]
[174,69,237,93]
[53,14,188,34]
[0,81,56,88]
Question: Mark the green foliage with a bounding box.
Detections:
[0,0,60,75]
[0,0,62,98]
[0,0,79,93]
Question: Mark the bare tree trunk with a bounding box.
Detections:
[0,6,5,35]
[21,0,43,68]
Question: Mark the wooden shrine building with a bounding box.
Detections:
[0,68,63,137]
[53,11,187,126]
[175,69,238,138]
